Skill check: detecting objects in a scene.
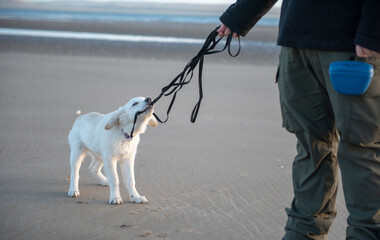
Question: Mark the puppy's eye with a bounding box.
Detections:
[132,102,138,107]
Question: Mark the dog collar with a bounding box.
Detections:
[121,129,131,140]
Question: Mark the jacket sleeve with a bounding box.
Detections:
[219,0,278,37]
[354,0,380,52]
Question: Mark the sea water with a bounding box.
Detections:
[0,0,280,26]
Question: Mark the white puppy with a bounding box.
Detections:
[67,97,157,204]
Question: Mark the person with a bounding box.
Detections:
[217,0,380,239]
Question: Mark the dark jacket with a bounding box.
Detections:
[220,0,380,52]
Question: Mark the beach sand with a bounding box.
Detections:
[0,4,348,239]
[0,52,349,240]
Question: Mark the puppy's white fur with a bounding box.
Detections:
[68,97,157,204]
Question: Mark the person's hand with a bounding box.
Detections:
[356,45,380,57]
[217,23,238,38]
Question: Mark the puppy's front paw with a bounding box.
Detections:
[68,190,80,198]
[109,197,123,205]
[131,195,148,204]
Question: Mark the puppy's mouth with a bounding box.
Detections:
[136,105,154,119]
[143,104,153,113]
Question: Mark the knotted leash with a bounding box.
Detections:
[129,26,241,139]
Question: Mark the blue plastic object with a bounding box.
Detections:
[329,61,374,95]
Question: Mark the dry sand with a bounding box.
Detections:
[0,52,349,239]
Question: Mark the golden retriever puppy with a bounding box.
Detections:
[68,97,157,204]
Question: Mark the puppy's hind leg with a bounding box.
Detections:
[68,142,85,198]
[88,153,108,186]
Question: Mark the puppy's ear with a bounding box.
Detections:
[148,115,158,127]
[105,111,121,130]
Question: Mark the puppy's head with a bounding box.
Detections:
[105,97,157,135]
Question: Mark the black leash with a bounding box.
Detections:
[129,26,240,139]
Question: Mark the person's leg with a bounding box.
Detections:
[278,47,340,240]
[320,54,380,240]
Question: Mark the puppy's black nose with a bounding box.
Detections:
[145,97,152,104]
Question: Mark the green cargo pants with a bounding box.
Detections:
[277,47,380,240]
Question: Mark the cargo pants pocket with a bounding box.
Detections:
[323,55,380,145]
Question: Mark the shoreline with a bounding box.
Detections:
[0,19,279,65]
[0,1,280,64]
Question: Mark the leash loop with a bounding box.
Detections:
[131,26,241,138]
[151,26,241,123]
